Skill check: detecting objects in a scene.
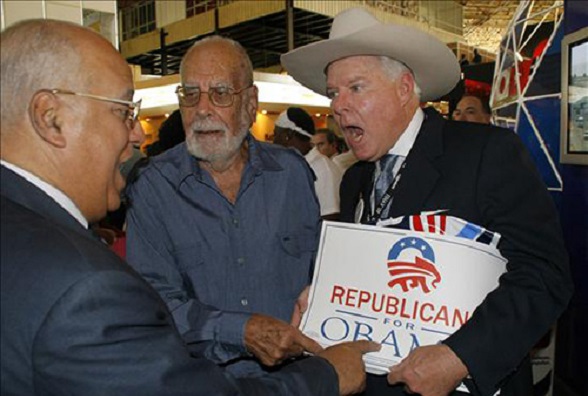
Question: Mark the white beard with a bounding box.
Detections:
[186,109,251,163]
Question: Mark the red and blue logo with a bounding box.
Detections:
[387,237,440,294]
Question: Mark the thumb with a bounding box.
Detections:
[290,304,302,327]
[387,363,403,385]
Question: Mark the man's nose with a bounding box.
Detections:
[194,91,215,117]
[130,120,146,146]
[331,91,348,116]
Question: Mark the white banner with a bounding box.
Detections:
[301,221,507,380]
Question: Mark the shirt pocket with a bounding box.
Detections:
[275,229,317,295]
[172,242,210,301]
[277,229,318,259]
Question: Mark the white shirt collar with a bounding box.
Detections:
[388,107,424,157]
[1,160,88,228]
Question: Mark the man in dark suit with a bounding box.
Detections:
[0,19,378,395]
[282,7,573,396]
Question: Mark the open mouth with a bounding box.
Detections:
[342,126,364,144]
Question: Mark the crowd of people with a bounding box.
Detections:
[1,6,572,396]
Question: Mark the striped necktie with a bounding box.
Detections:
[374,154,400,205]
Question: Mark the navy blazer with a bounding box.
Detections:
[340,108,573,396]
[0,166,338,395]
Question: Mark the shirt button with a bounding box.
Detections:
[232,218,239,227]
[237,257,245,265]
[241,298,248,306]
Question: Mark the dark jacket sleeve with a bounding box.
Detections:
[32,270,338,396]
[443,129,573,395]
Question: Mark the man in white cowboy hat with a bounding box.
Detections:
[282,7,572,396]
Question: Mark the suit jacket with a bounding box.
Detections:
[340,108,573,396]
[0,166,338,396]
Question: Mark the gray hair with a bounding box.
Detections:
[379,56,422,99]
[180,35,253,86]
[1,19,85,131]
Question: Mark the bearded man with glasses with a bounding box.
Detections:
[125,36,329,379]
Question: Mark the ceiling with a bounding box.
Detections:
[126,8,332,76]
[458,0,562,51]
[125,1,561,77]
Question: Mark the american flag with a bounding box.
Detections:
[377,211,501,249]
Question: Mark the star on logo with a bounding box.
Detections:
[386,236,440,294]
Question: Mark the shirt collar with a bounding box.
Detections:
[389,107,424,157]
[0,160,88,228]
[246,134,283,173]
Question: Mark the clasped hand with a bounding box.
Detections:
[244,313,321,366]
[245,287,381,395]
[387,344,469,396]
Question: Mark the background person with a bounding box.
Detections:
[282,7,573,396]
[157,109,186,152]
[312,128,340,158]
[0,19,377,396]
[273,107,343,220]
[452,94,492,124]
[332,139,359,173]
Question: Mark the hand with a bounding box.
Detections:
[290,285,310,327]
[318,340,381,395]
[244,313,322,366]
[387,344,469,396]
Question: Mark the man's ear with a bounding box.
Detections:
[398,73,416,106]
[28,91,67,148]
[247,84,259,120]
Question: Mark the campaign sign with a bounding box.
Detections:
[300,221,507,376]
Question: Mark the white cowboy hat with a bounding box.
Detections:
[281,7,460,101]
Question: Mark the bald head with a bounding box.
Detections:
[180,36,253,87]
[1,20,92,131]
[0,19,141,222]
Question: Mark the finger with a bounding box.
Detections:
[350,340,382,354]
[299,286,310,312]
[296,332,323,355]
[265,344,294,366]
[263,357,284,367]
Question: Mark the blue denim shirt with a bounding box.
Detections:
[125,135,321,377]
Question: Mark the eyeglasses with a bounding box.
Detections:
[47,89,142,129]
[176,84,252,108]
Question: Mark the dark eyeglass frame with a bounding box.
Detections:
[44,88,142,128]
[175,84,253,108]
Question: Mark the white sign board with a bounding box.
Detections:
[301,221,507,380]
